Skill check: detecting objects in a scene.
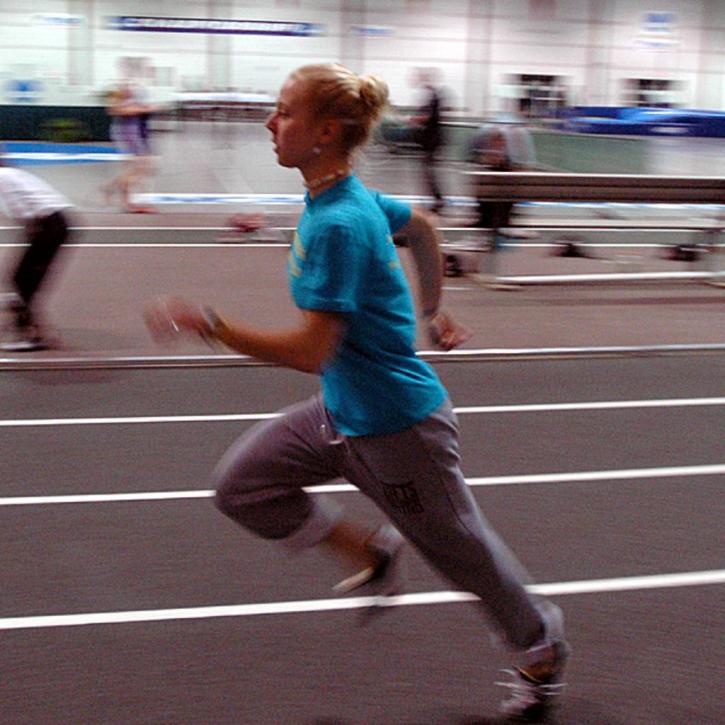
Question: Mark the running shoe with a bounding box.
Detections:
[0,326,49,352]
[0,309,54,351]
[0,292,23,312]
[332,524,405,621]
[498,639,571,722]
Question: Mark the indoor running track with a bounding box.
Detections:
[1,354,724,724]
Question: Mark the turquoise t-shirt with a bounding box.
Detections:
[288,175,446,436]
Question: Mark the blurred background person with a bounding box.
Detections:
[135,57,157,159]
[410,67,446,214]
[102,58,157,213]
[471,126,514,232]
[0,155,74,351]
[469,123,537,232]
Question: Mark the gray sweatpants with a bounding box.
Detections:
[214,394,563,651]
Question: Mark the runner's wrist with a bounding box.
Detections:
[420,305,440,320]
[202,307,230,342]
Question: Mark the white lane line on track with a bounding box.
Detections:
[0,226,229,231]
[1,397,724,428]
[2,464,723,506]
[4,344,724,370]
[0,569,722,631]
[0,242,677,249]
[0,412,280,427]
[0,243,284,249]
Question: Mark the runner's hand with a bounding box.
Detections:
[144,296,210,342]
[426,310,471,351]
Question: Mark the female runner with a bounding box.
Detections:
[145,63,569,721]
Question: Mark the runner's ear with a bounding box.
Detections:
[317,118,343,147]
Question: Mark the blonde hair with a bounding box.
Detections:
[291,63,389,151]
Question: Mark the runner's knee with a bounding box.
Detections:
[214,470,313,540]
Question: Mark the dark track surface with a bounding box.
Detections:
[2,356,723,724]
[1,123,723,724]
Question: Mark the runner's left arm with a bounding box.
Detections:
[396,208,471,350]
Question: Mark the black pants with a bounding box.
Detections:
[421,146,444,210]
[476,200,514,230]
[12,211,69,325]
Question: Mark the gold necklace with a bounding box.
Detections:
[303,168,349,191]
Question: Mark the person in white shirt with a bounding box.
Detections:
[0,159,74,351]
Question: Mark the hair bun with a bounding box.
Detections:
[358,75,389,121]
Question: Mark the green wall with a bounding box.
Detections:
[0,108,651,175]
[531,130,648,174]
[0,106,111,142]
[441,122,649,174]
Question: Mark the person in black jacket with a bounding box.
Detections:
[411,68,446,214]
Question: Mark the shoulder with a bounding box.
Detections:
[323,183,378,226]
[305,200,382,257]
[308,207,367,249]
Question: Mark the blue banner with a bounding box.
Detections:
[108,16,324,36]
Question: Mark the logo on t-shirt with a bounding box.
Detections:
[288,230,304,278]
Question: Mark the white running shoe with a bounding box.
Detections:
[332,524,405,623]
[0,292,23,311]
[498,639,571,722]
[0,321,51,352]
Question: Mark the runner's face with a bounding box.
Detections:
[266,77,320,169]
